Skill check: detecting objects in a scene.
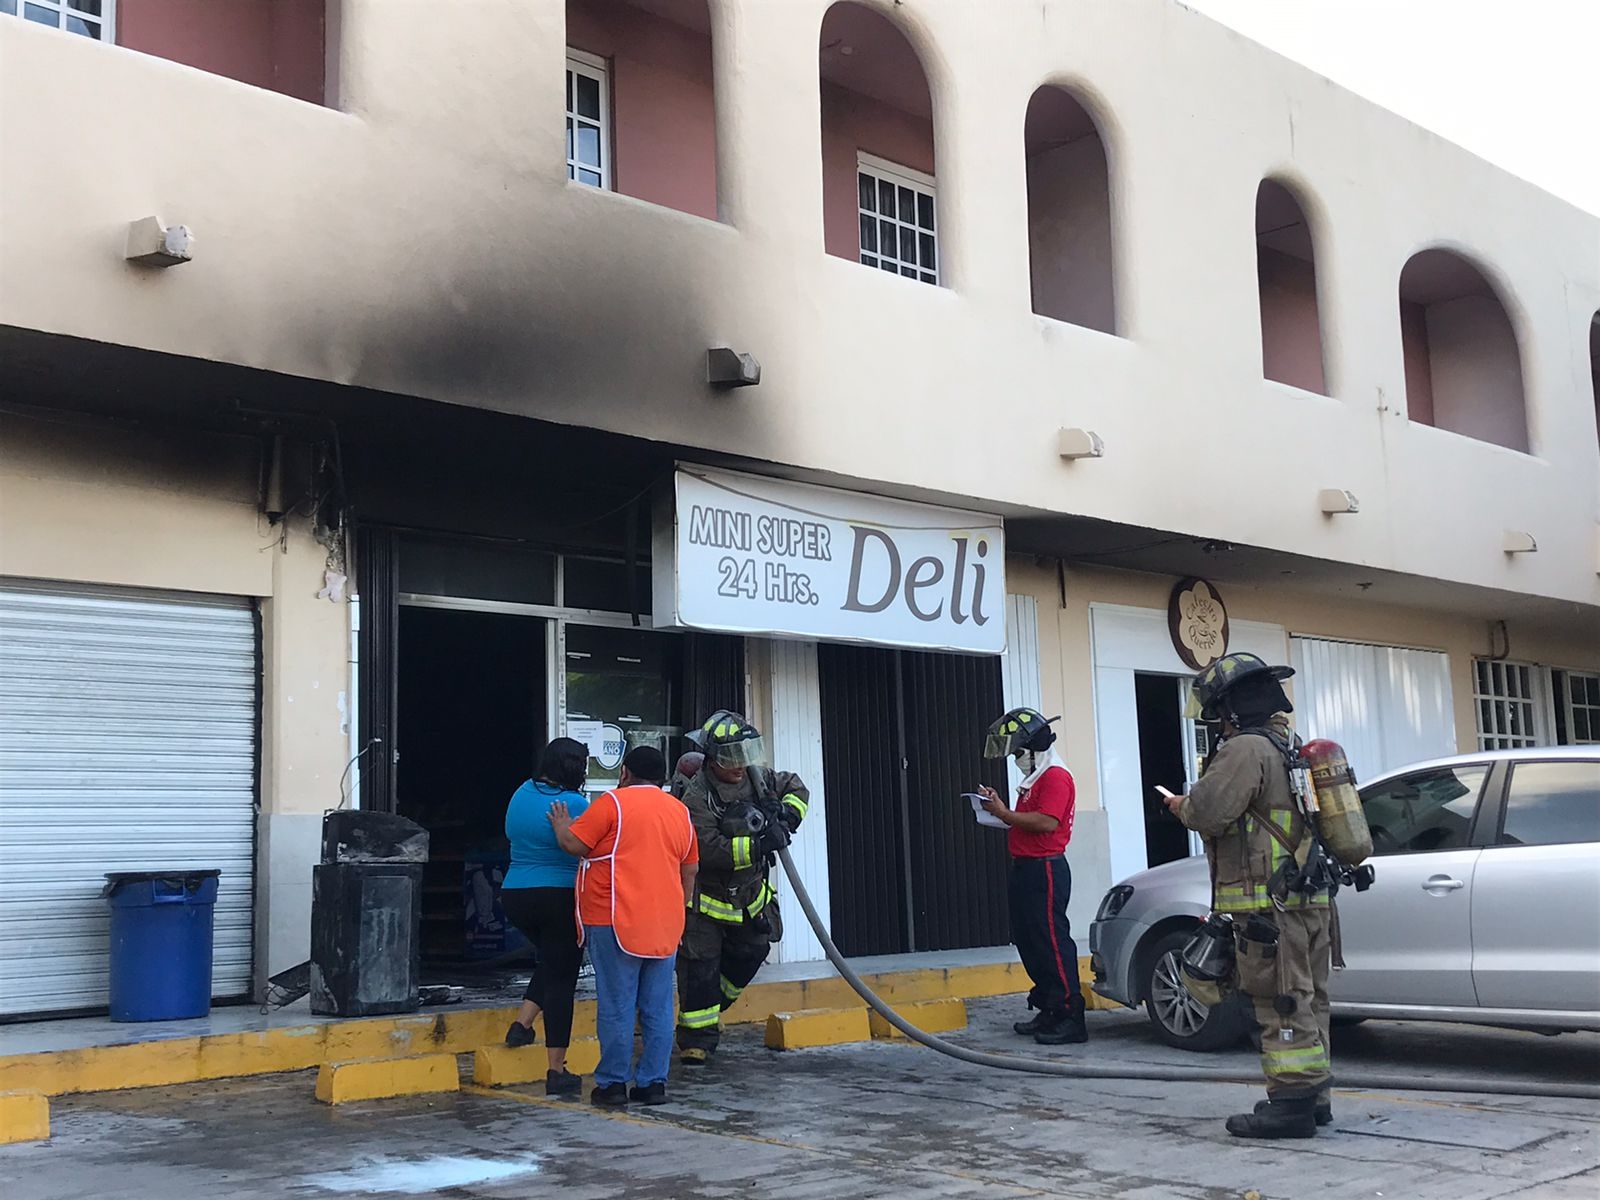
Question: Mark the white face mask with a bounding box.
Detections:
[1014,749,1038,776]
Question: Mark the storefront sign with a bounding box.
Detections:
[1168,577,1229,670]
[656,468,1006,655]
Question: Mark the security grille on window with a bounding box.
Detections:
[1473,659,1544,750]
[857,154,937,284]
[566,51,609,189]
[1,0,110,39]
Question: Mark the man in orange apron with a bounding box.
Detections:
[550,746,700,1107]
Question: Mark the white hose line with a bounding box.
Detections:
[775,848,1600,1102]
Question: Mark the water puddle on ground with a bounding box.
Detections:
[299,1153,542,1193]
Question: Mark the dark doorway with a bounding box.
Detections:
[1134,673,1190,868]
[396,606,547,967]
[819,644,1009,956]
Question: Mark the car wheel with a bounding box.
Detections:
[1143,930,1248,1052]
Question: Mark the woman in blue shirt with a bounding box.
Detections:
[502,736,591,1096]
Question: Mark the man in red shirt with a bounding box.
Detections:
[977,707,1088,1046]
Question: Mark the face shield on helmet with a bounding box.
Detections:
[694,711,768,769]
[983,708,1059,759]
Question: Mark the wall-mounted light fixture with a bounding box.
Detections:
[1317,488,1360,514]
[1057,427,1105,460]
[1502,530,1538,554]
[707,348,760,389]
[125,216,194,267]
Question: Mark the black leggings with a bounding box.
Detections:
[501,886,582,1048]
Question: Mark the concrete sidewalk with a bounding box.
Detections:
[3,998,1595,1199]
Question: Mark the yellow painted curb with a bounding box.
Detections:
[313,1053,460,1105]
[0,956,1041,1098]
[867,997,968,1040]
[1079,958,1120,1011]
[0,1091,49,1143]
[473,1039,601,1086]
[764,1007,871,1051]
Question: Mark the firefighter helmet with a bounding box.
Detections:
[688,710,768,768]
[983,707,1059,759]
[1189,653,1294,722]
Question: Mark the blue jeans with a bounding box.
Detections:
[585,924,678,1087]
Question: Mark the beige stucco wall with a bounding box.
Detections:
[1004,557,1600,816]
[0,416,351,820]
[2,0,1596,613]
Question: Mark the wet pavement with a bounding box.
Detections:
[2,999,1596,1199]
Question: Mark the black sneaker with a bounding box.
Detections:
[1033,1012,1088,1046]
[505,1021,536,1049]
[1012,1011,1053,1036]
[629,1082,668,1106]
[590,1082,629,1108]
[545,1069,581,1098]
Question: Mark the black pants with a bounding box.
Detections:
[1008,856,1083,1016]
[501,886,582,1047]
[675,907,774,1053]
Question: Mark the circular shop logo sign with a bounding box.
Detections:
[595,724,627,771]
[1168,577,1229,671]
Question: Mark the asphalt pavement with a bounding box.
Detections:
[2,998,1595,1199]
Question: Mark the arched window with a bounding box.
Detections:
[565,0,718,220]
[1256,180,1326,394]
[1398,250,1528,452]
[819,3,939,284]
[1025,86,1115,334]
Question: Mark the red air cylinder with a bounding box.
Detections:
[1300,739,1373,866]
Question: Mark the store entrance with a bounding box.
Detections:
[395,606,547,968]
[563,624,686,797]
[1132,673,1208,869]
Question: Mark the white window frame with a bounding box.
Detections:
[1472,658,1553,750]
[856,152,938,284]
[1557,668,1600,745]
[565,48,611,191]
[2,0,112,41]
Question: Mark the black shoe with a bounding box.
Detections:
[1033,1013,1088,1046]
[1255,1094,1332,1126]
[1012,1011,1053,1036]
[545,1069,581,1098]
[629,1082,668,1106]
[1226,1096,1318,1139]
[590,1082,629,1108]
[505,1020,537,1049]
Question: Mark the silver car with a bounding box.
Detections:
[1088,747,1600,1050]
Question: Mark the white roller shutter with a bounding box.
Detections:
[0,581,257,1016]
[1289,635,1455,784]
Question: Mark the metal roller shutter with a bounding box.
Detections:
[0,580,257,1017]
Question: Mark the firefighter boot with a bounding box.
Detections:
[1226,1095,1319,1139]
[1255,1093,1332,1126]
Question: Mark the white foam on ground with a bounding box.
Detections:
[301,1154,542,1193]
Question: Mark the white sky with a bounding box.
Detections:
[1182,0,1600,217]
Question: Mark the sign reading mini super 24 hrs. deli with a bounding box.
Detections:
[659,468,1006,655]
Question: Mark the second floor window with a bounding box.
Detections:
[1,0,110,40]
[566,50,610,190]
[857,154,937,284]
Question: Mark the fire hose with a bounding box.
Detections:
[775,846,1600,1102]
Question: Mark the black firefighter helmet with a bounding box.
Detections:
[1189,652,1295,723]
[686,709,768,768]
[983,707,1059,759]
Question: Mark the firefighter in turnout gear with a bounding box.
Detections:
[674,710,810,1064]
[1164,653,1334,1139]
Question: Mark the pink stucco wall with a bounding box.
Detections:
[567,0,717,221]
[117,0,325,105]
[1257,247,1325,394]
[821,82,935,264]
[1400,300,1436,427]
[1424,294,1528,452]
[1027,136,1115,333]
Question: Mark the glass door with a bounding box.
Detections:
[562,624,685,795]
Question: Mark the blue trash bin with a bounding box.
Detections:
[102,870,221,1021]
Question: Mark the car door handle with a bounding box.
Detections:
[1421,875,1465,893]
